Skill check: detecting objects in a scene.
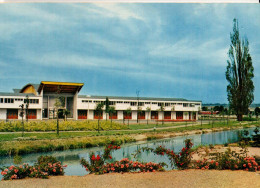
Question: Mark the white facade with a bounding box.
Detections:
[0,82,202,121]
[77,96,201,121]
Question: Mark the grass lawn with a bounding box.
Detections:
[0,120,258,142]
[128,121,194,130]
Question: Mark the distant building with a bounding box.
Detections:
[0,81,202,121]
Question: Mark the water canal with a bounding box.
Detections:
[0,127,256,178]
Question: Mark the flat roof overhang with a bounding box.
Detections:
[38,81,84,94]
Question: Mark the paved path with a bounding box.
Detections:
[0,170,259,188]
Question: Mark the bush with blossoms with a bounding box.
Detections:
[133,139,193,170]
[80,141,165,174]
[80,139,195,175]
[103,158,165,173]
[193,147,260,172]
[0,156,67,180]
[80,141,121,174]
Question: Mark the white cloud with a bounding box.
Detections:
[149,38,229,66]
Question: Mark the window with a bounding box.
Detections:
[4,98,14,103]
[145,102,150,105]
[183,103,188,107]
[117,101,123,104]
[171,103,176,106]
[94,100,104,104]
[165,103,170,107]
[152,102,158,105]
[130,102,137,106]
[158,103,163,106]
[190,103,195,107]
[24,99,39,104]
[109,101,116,105]
[124,101,130,104]
[82,100,92,103]
[0,98,3,103]
[138,102,144,106]
[15,98,23,101]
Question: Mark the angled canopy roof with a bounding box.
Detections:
[37,81,84,94]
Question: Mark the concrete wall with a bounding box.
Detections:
[0,109,6,119]
[118,111,123,120]
[132,111,137,120]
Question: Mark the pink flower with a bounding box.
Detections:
[121,164,124,168]
[14,169,19,173]
[53,169,56,172]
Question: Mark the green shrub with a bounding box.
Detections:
[242,117,257,121]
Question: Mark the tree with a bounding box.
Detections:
[125,108,132,128]
[108,106,116,128]
[226,18,254,121]
[137,106,142,124]
[105,97,110,121]
[254,107,260,119]
[202,106,208,111]
[160,103,165,125]
[95,102,104,133]
[19,104,25,137]
[136,90,140,123]
[25,95,29,122]
[63,109,70,121]
[146,107,151,125]
[54,96,65,136]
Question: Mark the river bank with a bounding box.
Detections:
[0,124,257,156]
[0,170,259,188]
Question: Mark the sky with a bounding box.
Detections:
[0,3,259,104]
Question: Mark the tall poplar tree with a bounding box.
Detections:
[226,18,254,121]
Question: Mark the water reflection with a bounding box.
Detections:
[0,127,255,178]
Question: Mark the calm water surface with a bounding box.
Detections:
[0,127,256,178]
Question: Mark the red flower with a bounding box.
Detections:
[96,155,101,161]
[109,155,112,159]
[91,155,96,161]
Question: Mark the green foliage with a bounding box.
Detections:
[202,107,208,111]
[255,107,260,118]
[226,18,254,121]
[105,97,110,114]
[242,117,257,121]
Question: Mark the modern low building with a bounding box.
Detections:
[0,81,202,121]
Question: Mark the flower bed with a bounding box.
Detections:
[0,120,127,132]
[0,156,67,180]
